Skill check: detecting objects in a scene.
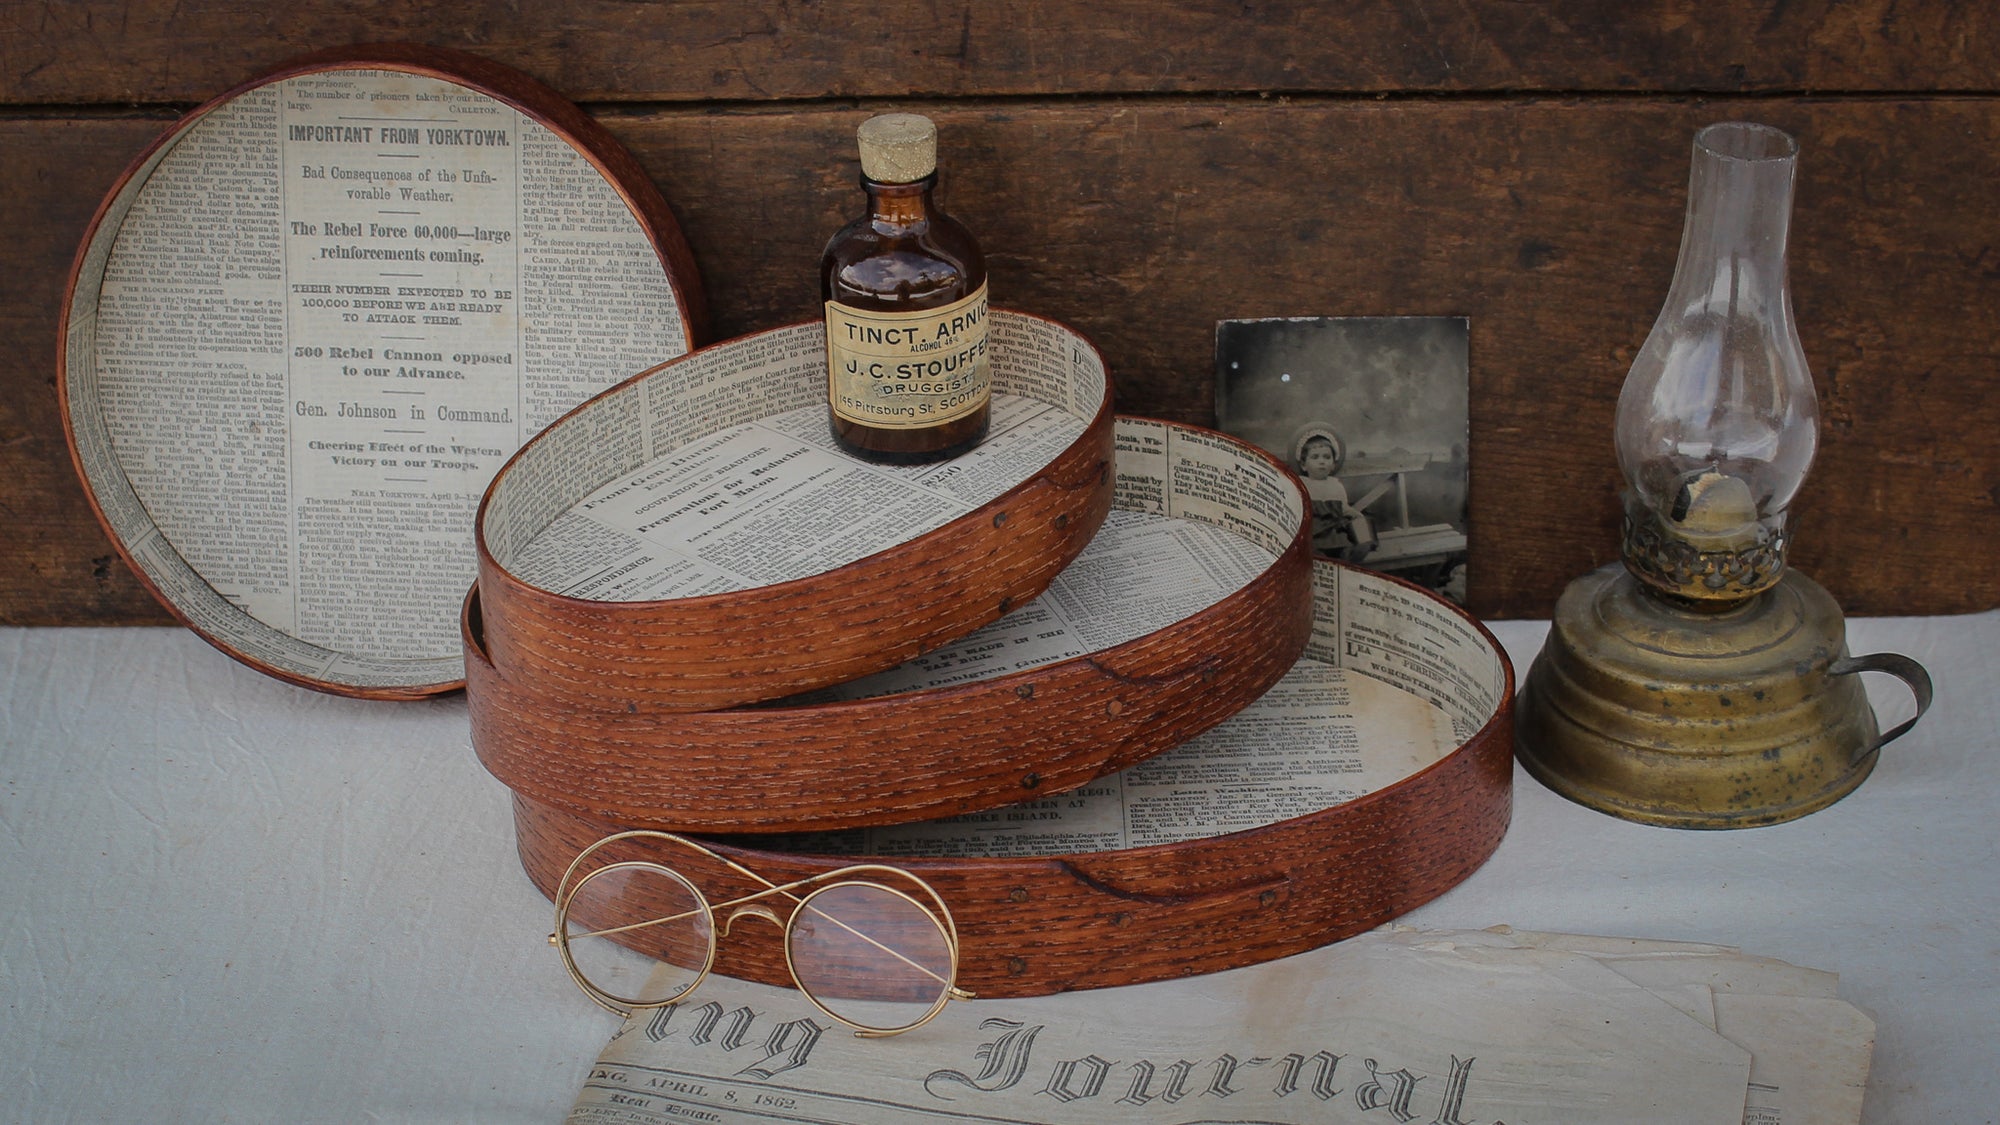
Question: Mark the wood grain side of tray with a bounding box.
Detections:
[473,389,1116,714]
[510,687,1515,998]
[465,503,1313,829]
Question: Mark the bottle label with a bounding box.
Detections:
[826,285,990,430]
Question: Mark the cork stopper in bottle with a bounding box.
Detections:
[856,113,938,183]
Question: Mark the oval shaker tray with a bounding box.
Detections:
[473,310,1116,714]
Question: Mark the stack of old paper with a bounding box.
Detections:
[564,925,1871,1124]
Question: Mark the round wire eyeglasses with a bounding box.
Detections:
[551,830,974,1037]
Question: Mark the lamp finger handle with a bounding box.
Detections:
[1829,652,1933,763]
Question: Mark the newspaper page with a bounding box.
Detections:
[72,68,687,684]
[1715,995,1874,1125]
[563,926,1872,1125]
[1375,927,1875,1125]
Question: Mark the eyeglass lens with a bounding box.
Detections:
[564,864,712,1008]
[786,882,956,1031]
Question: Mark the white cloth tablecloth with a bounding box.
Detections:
[1,614,1992,1123]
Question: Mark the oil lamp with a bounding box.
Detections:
[1515,122,1931,828]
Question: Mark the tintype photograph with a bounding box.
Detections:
[1215,316,1470,604]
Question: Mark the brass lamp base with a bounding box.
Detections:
[1517,564,1897,829]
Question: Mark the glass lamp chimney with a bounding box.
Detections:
[1615,122,1819,604]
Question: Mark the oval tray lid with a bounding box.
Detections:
[469,415,1312,831]
[511,559,1516,997]
[473,310,1118,714]
[57,44,705,699]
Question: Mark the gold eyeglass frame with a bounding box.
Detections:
[551,830,974,1037]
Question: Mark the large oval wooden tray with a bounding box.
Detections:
[509,561,1515,997]
[468,416,1313,831]
[57,44,705,698]
[473,311,1116,714]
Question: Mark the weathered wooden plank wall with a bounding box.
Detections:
[4,2,1996,623]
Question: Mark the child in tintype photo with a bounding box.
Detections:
[1293,427,1374,564]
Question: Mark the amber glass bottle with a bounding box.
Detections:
[821,113,991,463]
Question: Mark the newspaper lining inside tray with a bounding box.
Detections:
[504,393,1089,600]
[61,61,696,693]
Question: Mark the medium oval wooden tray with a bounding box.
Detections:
[57,44,705,698]
[472,311,1117,714]
[468,416,1313,831]
[508,561,1515,997]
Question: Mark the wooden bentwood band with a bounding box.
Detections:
[509,568,1515,998]
[473,316,1119,714]
[466,419,1315,832]
[55,42,708,700]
